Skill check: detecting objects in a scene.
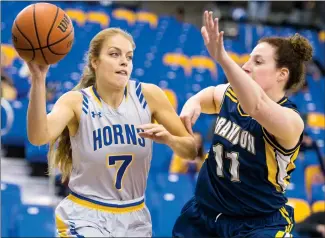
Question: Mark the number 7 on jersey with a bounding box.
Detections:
[107,155,133,190]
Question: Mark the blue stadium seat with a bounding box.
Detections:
[303,150,320,168]
[300,29,325,67]
[145,173,163,237]
[150,142,173,172]
[285,183,307,202]
[289,156,305,188]
[151,173,194,236]
[13,204,56,237]
[25,103,55,163]
[1,99,28,146]
[1,182,22,237]
[311,184,325,204]
[25,142,49,163]
[279,27,296,37]
[305,76,325,113]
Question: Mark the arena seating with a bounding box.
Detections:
[1,1,325,237]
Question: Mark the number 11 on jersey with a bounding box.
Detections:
[213,144,240,182]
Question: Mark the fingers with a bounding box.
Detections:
[184,117,194,135]
[143,126,164,135]
[219,31,224,47]
[26,62,35,70]
[201,26,209,45]
[208,11,214,31]
[138,130,168,140]
[191,109,200,127]
[137,124,157,130]
[180,115,186,129]
[204,11,215,31]
[214,18,219,35]
[41,64,50,71]
[155,131,169,137]
[203,10,221,40]
[137,123,170,142]
[138,123,165,135]
[137,132,154,140]
[204,10,209,29]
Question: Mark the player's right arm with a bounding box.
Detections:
[27,64,80,145]
[180,83,228,134]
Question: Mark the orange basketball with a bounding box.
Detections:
[11,2,74,65]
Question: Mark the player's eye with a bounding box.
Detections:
[110,52,119,57]
[127,55,133,60]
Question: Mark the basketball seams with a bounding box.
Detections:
[33,3,49,65]
[12,3,74,65]
[14,30,74,52]
[47,30,74,55]
[46,6,59,51]
[14,21,35,62]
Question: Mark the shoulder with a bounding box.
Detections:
[141,83,167,101]
[54,90,83,109]
[216,83,230,91]
[279,97,303,125]
[60,90,83,102]
[142,83,162,93]
[280,97,300,113]
[214,83,230,98]
[141,83,172,114]
[213,83,231,111]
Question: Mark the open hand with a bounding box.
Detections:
[201,11,227,63]
[179,98,201,135]
[26,62,50,81]
[138,123,173,145]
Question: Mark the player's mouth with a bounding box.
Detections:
[115,70,128,76]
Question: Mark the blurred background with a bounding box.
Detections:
[1,1,325,237]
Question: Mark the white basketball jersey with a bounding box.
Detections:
[69,80,152,202]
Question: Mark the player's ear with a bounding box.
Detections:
[91,58,98,70]
[277,67,289,83]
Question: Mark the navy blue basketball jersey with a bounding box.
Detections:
[195,85,302,217]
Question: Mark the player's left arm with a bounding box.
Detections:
[218,53,303,149]
[249,95,304,149]
[139,83,197,159]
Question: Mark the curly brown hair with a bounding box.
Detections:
[259,33,313,92]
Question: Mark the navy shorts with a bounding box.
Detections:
[173,197,297,238]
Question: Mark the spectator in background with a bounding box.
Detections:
[169,132,205,175]
[175,6,185,23]
[247,1,271,22]
[295,211,325,238]
[301,132,325,183]
[1,69,17,100]
[307,60,325,82]
[319,2,325,25]
[1,51,17,100]
[19,61,56,102]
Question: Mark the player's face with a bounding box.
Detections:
[94,34,134,89]
[242,42,281,92]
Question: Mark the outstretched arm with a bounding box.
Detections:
[179,84,228,134]
[27,62,81,145]
[202,11,304,148]
[139,83,197,159]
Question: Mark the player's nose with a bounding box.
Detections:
[242,63,251,75]
[119,56,128,67]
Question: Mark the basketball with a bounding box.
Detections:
[11,2,74,65]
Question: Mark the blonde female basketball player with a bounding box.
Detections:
[26,28,197,237]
